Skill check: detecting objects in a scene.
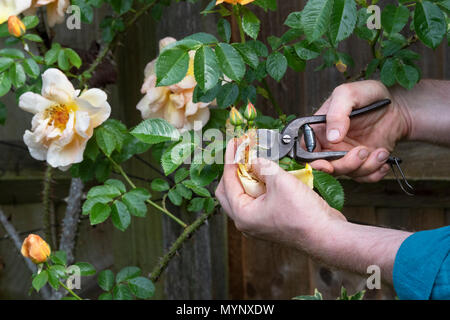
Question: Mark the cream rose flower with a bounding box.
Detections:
[235,131,314,198]
[19,68,111,170]
[26,0,69,27]
[0,0,32,24]
[137,37,212,132]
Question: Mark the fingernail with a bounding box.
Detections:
[327,129,340,142]
[377,151,389,162]
[358,148,369,160]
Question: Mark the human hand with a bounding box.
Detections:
[309,80,411,182]
[215,139,346,250]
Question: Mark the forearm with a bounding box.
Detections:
[393,79,450,146]
[306,219,412,285]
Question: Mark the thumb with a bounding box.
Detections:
[250,158,286,185]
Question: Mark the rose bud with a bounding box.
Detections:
[21,234,51,264]
[8,15,26,38]
[243,101,257,121]
[229,106,244,127]
[335,60,347,73]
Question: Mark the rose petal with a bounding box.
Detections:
[19,92,55,115]
[41,68,76,105]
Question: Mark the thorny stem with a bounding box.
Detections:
[58,280,83,300]
[149,209,216,282]
[106,155,187,228]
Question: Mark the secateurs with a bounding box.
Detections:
[256,99,414,195]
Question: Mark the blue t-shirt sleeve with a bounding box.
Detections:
[393,226,450,300]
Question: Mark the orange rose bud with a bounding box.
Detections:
[335,60,347,73]
[8,15,26,38]
[229,106,244,126]
[21,234,51,264]
[244,101,257,121]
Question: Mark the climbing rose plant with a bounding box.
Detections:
[0,0,448,300]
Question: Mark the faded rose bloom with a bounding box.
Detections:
[137,37,212,132]
[21,234,51,264]
[26,0,69,27]
[19,68,111,170]
[0,0,32,24]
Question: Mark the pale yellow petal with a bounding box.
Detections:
[289,164,314,189]
[0,0,32,24]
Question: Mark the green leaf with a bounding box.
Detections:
[82,196,112,215]
[246,40,268,57]
[110,0,133,14]
[64,48,82,69]
[266,51,287,82]
[75,262,96,276]
[161,140,195,175]
[23,34,43,42]
[194,45,220,91]
[267,36,282,50]
[90,202,111,225]
[131,118,180,145]
[151,178,170,192]
[253,0,277,11]
[128,277,155,299]
[204,197,216,213]
[190,163,219,187]
[313,170,345,211]
[22,16,40,29]
[51,251,67,266]
[9,63,26,88]
[284,11,302,29]
[185,32,218,44]
[168,188,183,206]
[329,0,357,45]
[215,43,245,82]
[182,180,211,198]
[98,269,115,291]
[216,83,239,108]
[116,266,141,283]
[87,184,121,198]
[122,188,150,217]
[232,43,259,69]
[47,268,60,290]
[44,44,61,65]
[241,7,261,39]
[293,288,323,300]
[174,167,190,183]
[96,127,116,157]
[98,292,113,300]
[294,40,321,60]
[301,0,334,42]
[113,284,133,300]
[57,50,70,71]
[0,57,14,73]
[105,179,126,194]
[284,46,306,72]
[355,8,377,41]
[0,48,25,59]
[0,72,11,97]
[32,271,48,292]
[414,1,446,48]
[380,58,396,87]
[23,58,40,79]
[156,48,190,86]
[187,197,205,212]
[111,201,131,231]
[395,62,420,89]
[217,18,231,42]
[174,184,192,200]
[381,5,409,35]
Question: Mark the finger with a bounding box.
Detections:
[354,164,391,183]
[222,139,254,212]
[347,148,390,178]
[326,81,389,143]
[330,146,370,176]
[310,159,334,174]
[250,157,286,186]
[215,178,233,218]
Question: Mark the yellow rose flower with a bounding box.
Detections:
[0,0,32,24]
[19,68,111,170]
[21,234,51,264]
[8,15,26,37]
[235,131,314,198]
[216,0,255,5]
[137,37,213,132]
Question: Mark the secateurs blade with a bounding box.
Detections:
[256,99,414,196]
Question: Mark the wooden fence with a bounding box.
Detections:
[1,0,449,300]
